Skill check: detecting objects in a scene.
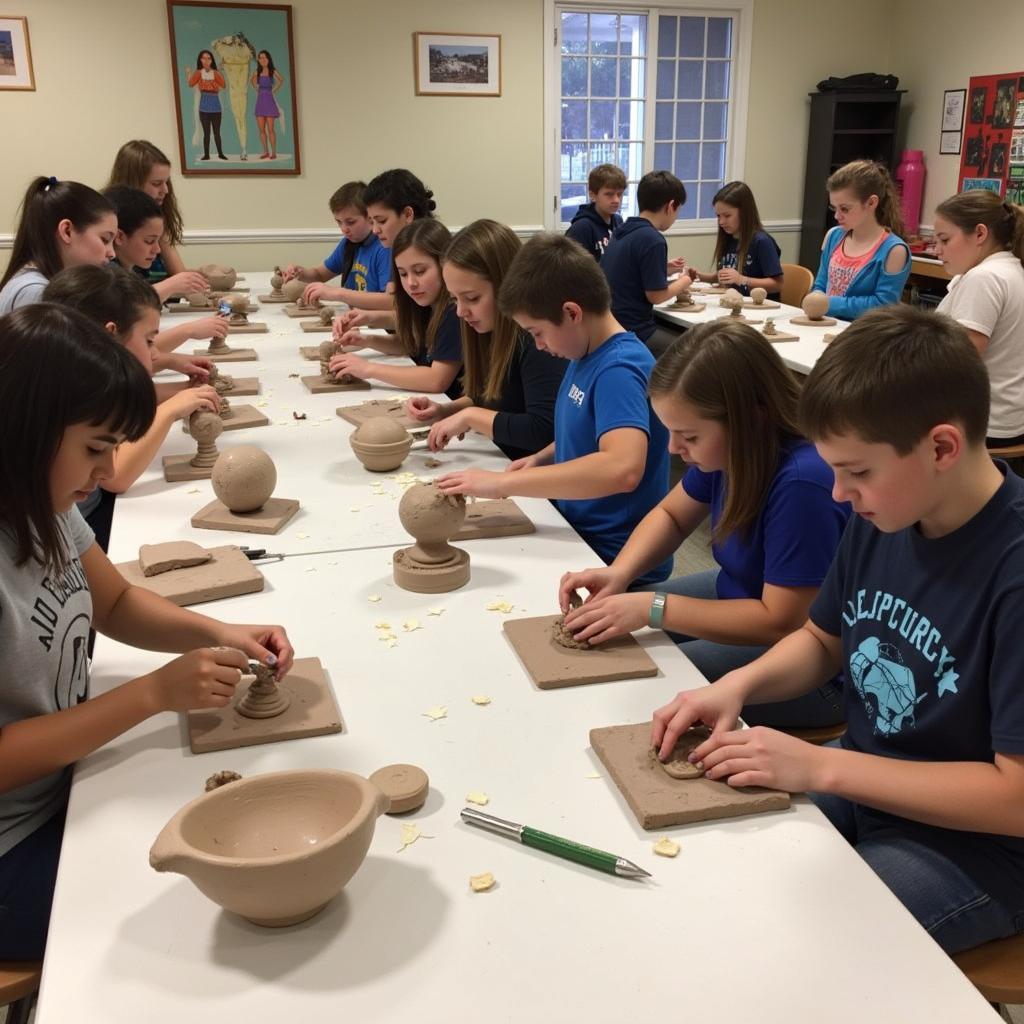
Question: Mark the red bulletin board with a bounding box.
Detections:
[959,72,1024,197]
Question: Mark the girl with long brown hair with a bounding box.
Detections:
[560,319,849,727]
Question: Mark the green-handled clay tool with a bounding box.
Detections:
[460,807,650,879]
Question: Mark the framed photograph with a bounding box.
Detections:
[941,89,965,132]
[970,86,987,124]
[940,131,962,155]
[166,1,300,175]
[965,133,986,169]
[414,32,501,96]
[993,78,1017,128]
[1011,129,1024,163]
[988,141,1008,177]
[0,16,34,90]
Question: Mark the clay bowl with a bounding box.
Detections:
[349,417,413,472]
[149,769,389,927]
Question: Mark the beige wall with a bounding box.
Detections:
[2,0,898,274]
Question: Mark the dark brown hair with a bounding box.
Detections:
[648,320,802,541]
[712,181,766,283]
[935,191,1024,267]
[827,160,904,238]
[637,170,686,212]
[498,232,611,323]
[1,177,115,289]
[0,304,156,573]
[392,219,455,360]
[443,220,522,403]
[106,140,184,246]
[43,264,161,338]
[799,305,989,453]
[364,169,436,219]
[328,180,368,215]
[588,163,626,193]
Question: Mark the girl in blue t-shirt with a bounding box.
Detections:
[690,181,783,298]
[560,319,850,727]
[329,219,462,398]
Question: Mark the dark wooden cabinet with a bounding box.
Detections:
[798,90,905,270]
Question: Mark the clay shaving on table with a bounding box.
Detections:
[470,872,496,892]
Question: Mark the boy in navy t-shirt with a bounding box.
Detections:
[650,305,1024,955]
[565,163,625,264]
[600,170,692,356]
[435,233,670,587]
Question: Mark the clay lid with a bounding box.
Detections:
[354,416,410,445]
[369,763,429,814]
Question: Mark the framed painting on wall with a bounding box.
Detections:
[166,1,300,175]
[413,32,501,96]
[0,15,34,90]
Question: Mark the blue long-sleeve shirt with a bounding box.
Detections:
[812,226,911,321]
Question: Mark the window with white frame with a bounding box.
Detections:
[552,4,740,228]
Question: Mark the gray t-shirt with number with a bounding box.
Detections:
[0,508,94,855]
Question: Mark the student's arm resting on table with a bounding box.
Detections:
[329,353,460,395]
[825,243,910,320]
[645,272,693,305]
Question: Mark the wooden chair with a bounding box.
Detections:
[783,723,847,745]
[780,263,814,308]
[987,443,1024,476]
[952,932,1024,1011]
[0,961,42,1024]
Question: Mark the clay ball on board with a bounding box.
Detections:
[750,286,767,304]
[230,294,249,314]
[354,417,410,445]
[211,446,276,513]
[281,279,305,303]
[398,481,466,544]
[802,291,830,319]
[721,288,744,308]
[199,264,237,291]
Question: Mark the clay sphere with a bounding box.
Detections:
[190,409,223,445]
[186,290,211,307]
[211,446,276,513]
[802,291,830,319]
[750,286,767,305]
[149,769,390,927]
[270,267,284,290]
[398,481,467,558]
[230,294,249,315]
[281,279,305,303]
[318,339,337,361]
[200,263,237,291]
[349,417,413,472]
[721,288,744,309]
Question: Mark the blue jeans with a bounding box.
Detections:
[810,746,1024,954]
[639,569,845,728]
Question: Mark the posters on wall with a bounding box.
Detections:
[959,72,1024,196]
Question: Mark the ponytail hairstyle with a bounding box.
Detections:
[106,140,184,246]
[0,304,156,573]
[711,181,766,281]
[0,177,115,290]
[648,319,802,542]
[392,220,454,361]
[443,220,522,404]
[935,190,1024,268]
[827,160,904,238]
[363,168,437,220]
[43,264,161,338]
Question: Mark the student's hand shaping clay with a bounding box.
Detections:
[716,266,743,285]
[281,263,304,282]
[435,468,508,500]
[189,315,229,342]
[558,567,627,611]
[427,411,471,452]
[302,281,331,307]
[142,646,250,712]
[695,725,828,793]
[160,352,212,381]
[651,678,746,762]
[165,384,219,420]
[215,622,294,678]
[406,396,444,422]
[561,592,651,645]
[668,256,688,274]
[162,271,210,298]
[328,352,371,380]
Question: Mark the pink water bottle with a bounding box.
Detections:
[895,150,926,236]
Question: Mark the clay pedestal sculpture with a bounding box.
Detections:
[746,286,781,310]
[208,362,259,397]
[225,294,269,334]
[393,481,471,593]
[349,416,413,471]
[183,396,269,433]
[163,409,224,481]
[760,317,799,343]
[115,543,264,606]
[199,263,238,292]
[452,498,535,540]
[337,399,420,429]
[187,656,344,753]
[258,266,289,303]
[718,288,763,324]
[149,766,386,927]
[191,446,300,535]
[280,278,305,303]
[589,722,790,829]
[300,307,337,333]
[302,339,370,394]
[369,764,429,814]
[503,613,658,689]
[167,291,255,314]
[194,331,257,362]
[790,291,838,327]
[671,291,706,313]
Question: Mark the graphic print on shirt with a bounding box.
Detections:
[29,555,90,709]
[827,261,858,297]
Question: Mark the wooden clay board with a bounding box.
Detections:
[164,302,257,314]
[502,615,658,689]
[336,400,419,429]
[453,498,535,540]
[301,375,371,394]
[732,298,781,309]
[183,404,269,433]
[218,376,259,397]
[761,330,800,342]
[191,496,300,535]
[114,544,264,606]
[187,657,344,754]
[590,721,791,829]
[226,322,269,334]
[299,321,333,333]
[193,347,257,362]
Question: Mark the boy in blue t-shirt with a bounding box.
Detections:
[435,233,671,587]
[600,170,692,357]
[281,180,391,310]
[565,163,625,264]
[651,305,1024,955]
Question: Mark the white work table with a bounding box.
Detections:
[655,284,847,376]
[34,275,994,1023]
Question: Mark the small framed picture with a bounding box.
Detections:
[970,86,987,124]
[961,176,1004,196]
[413,32,501,96]
[0,16,34,91]
[941,89,965,132]
[993,78,1017,129]
[940,131,962,155]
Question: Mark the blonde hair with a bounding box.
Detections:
[106,140,184,246]
[935,190,1024,267]
[827,160,903,237]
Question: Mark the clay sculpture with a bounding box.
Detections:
[651,725,712,778]
[790,291,838,327]
[749,286,767,305]
[553,590,589,650]
[369,764,429,815]
[149,768,388,926]
[236,661,290,719]
[194,330,257,362]
[222,294,268,334]
[191,446,299,534]
[672,290,706,313]
[299,307,337,333]
[163,409,223,481]
[199,263,237,291]
[280,278,305,303]
[760,317,799,343]
[349,416,413,472]
[718,287,763,324]
[259,266,290,303]
[393,481,471,593]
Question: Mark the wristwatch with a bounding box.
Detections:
[649,591,668,629]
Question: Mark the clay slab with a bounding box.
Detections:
[139,541,210,576]
[183,404,269,433]
[193,347,257,362]
[191,496,300,535]
[165,302,257,315]
[761,329,800,342]
[453,498,535,541]
[336,399,419,429]
[503,615,658,689]
[187,657,344,753]
[301,375,371,394]
[216,376,260,397]
[789,315,838,327]
[283,304,337,319]
[226,322,269,334]
[590,721,791,829]
[299,320,334,333]
[114,544,263,606]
